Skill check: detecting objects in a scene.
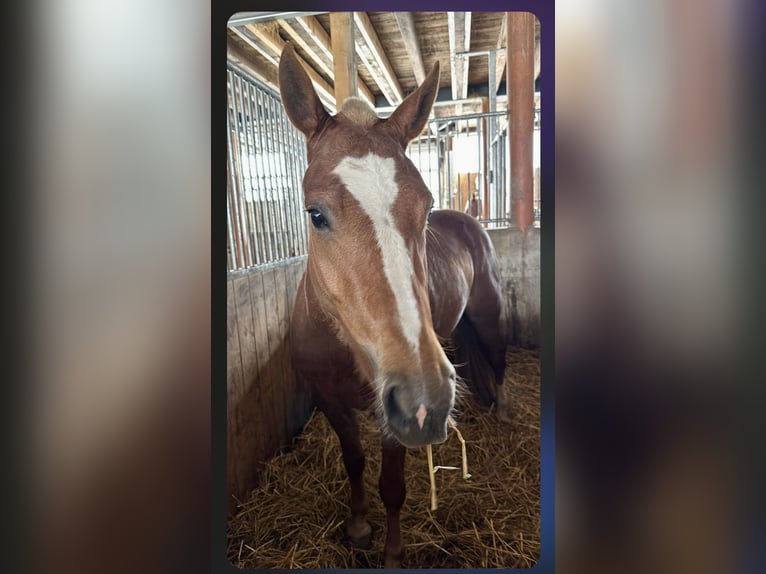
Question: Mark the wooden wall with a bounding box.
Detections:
[227,256,312,513]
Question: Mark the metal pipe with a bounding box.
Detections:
[228,12,327,27]
[455,48,506,58]
[428,110,506,124]
[508,12,535,232]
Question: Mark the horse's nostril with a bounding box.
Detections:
[384,386,401,417]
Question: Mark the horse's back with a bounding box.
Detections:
[426,210,501,337]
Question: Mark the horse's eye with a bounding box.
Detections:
[307,208,328,229]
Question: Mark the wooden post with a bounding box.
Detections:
[508,12,535,233]
[330,12,357,107]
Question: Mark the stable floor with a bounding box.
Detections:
[228,347,540,568]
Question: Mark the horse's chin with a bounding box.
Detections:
[389,422,449,449]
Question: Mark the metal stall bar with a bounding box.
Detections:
[229,72,254,267]
[287,111,309,255]
[264,94,284,260]
[226,77,244,269]
[235,74,257,267]
[263,92,284,261]
[274,91,298,258]
[251,81,274,264]
[243,80,264,264]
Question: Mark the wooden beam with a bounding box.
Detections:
[286,16,375,105]
[462,13,472,100]
[353,12,404,105]
[277,18,334,80]
[394,12,426,84]
[330,13,357,107]
[228,37,280,96]
[495,15,507,94]
[448,12,471,101]
[243,23,336,112]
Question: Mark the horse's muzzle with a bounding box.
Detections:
[382,376,454,448]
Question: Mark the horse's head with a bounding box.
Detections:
[280,43,454,448]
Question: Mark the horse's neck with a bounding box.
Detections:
[302,261,336,325]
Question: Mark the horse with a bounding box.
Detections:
[279,43,510,568]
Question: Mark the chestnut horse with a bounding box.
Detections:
[279,43,509,567]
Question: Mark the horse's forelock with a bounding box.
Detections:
[339,97,379,129]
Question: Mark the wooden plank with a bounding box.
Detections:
[233,274,258,398]
[240,23,337,113]
[272,265,292,445]
[279,17,374,105]
[228,31,279,92]
[448,12,471,101]
[353,12,403,105]
[259,267,281,454]
[277,18,335,80]
[394,12,426,84]
[330,12,358,106]
[227,280,244,409]
[494,14,507,94]
[249,270,270,407]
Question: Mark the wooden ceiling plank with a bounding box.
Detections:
[330,12,357,107]
[227,32,279,92]
[277,18,334,80]
[292,16,375,105]
[394,12,426,84]
[462,12,472,100]
[495,15,507,93]
[244,23,337,112]
[447,12,459,101]
[353,12,403,105]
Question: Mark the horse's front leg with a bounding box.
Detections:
[379,439,406,567]
[322,405,372,547]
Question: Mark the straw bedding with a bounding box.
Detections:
[227,347,540,569]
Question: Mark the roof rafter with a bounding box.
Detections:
[353,12,403,106]
[394,12,426,84]
[448,12,472,101]
[280,16,375,106]
[243,23,337,112]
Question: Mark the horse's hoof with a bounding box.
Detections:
[497,410,512,424]
[383,548,404,568]
[345,520,373,549]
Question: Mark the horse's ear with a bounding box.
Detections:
[279,42,330,139]
[383,61,440,148]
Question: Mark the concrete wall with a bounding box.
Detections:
[227,257,312,512]
[487,227,541,348]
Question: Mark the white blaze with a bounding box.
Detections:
[333,153,422,353]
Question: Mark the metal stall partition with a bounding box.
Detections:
[406,110,511,229]
[227,64,309,271]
